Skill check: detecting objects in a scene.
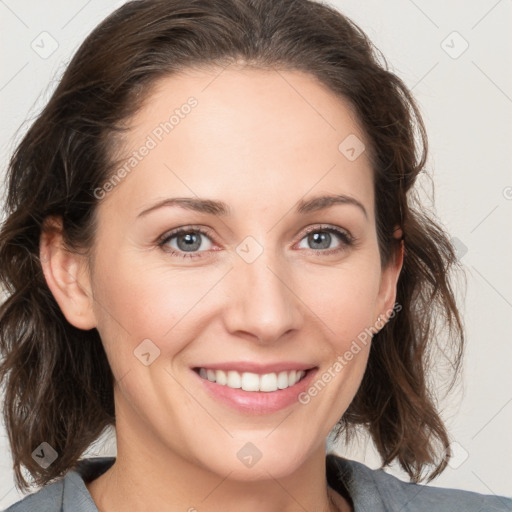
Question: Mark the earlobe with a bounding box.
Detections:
[39,216,97,330]
[376,237,405,322]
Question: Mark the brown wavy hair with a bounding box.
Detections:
[0,0,464,491]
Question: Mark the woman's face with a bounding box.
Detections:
[79,66,401,479]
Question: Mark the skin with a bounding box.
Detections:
[40,65,403,512]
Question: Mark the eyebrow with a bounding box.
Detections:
[136,193,368,219]
[296,194,368,219]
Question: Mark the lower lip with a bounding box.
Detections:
[193,368,318,414]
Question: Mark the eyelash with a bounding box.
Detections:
[157,224,355,259]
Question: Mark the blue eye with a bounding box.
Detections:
[297,226,353,254]
[158,227,214,259]
[157,224,354,259]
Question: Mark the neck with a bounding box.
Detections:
[87,448,349,512]
[86,388,351,512]
[87,434,350,511]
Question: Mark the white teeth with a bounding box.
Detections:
[226,370,241,389]
[277,371,289,389]
[198,368,307,392]
[241,372,260,391]
[260,372,277,392]
[216,369,227,385]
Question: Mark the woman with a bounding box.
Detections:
[0,1,510,510]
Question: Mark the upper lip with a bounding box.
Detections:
[193,361,317,374]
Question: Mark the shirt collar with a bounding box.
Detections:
[62,457,115,512]
[327,453,390,511]
[64,455,392,511]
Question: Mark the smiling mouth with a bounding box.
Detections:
[193,367,311,392]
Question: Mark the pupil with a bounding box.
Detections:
[310,232,330,249]
[178,232,200,251]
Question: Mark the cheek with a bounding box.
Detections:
[293,258,380,411]
[89,251,229,364]
[298,259,381,347]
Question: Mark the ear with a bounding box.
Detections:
[39,216,97,330]
[375,228,404,323]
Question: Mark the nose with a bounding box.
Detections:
[222,248,303,344]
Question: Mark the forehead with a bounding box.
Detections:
[102,66,374,221]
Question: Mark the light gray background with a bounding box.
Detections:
[0,0,511,507]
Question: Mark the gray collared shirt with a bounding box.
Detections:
[4,454,512,511]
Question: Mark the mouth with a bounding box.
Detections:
[191,364,318,413]
[194,367,309,392]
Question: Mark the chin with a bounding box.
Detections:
[190,436,317,482]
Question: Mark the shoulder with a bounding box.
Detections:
[3,479,64,512]
[3,457,115,512]
[327,453,512,512]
